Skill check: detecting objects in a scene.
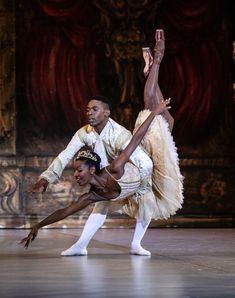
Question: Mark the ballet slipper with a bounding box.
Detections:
[61,244,88,256]
[142,47,153,77]
[130,245,151,256]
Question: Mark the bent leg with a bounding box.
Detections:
[61,203,109,256]
[130,218,151,256]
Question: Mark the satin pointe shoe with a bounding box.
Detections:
[142,47,153,77]
[154,29,165,64]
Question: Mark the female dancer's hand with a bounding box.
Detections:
[20,225,39,248]
[154,98,171,115]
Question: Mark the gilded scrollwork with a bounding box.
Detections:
[0,0,16,154]
[200,173,226,200]
[94,0,161,109]
[0,170,20,215]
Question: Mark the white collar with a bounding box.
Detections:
[86,118,116,138]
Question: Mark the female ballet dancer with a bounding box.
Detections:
[21,30,183,252]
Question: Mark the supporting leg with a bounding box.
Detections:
[61,213,107,256]
[130,219,151,256]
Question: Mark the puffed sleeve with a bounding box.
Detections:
[40,129,86,183]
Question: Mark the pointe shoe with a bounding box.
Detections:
[142,47,153,77]
[154,29,165,64]
[61,244,88,256]
[130,245,151,256]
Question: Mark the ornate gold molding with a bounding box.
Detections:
[0,1,16,155]
[0,169,20,215]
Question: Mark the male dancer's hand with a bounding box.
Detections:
[28,178,49,194]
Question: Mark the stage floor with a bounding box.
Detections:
[0,228,234,298]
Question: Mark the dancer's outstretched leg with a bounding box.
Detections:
[143,29,174,130]
[61,212,107,256]
[143,29,165,110]
[130,219,151,256]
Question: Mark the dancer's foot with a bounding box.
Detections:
[130,245,151,256]
[154,29,165,64]
[142,47,153,77]
[61,244,88,256]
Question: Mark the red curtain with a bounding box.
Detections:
[157,0,232,144]
[24,0,99,132]
[23,0,232,144]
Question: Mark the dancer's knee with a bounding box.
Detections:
[92,201,109,215]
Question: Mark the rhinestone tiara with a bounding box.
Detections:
[76,150,98,162]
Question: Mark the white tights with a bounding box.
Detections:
[61,213,151,256]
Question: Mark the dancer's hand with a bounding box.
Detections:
[28,178,49,194]
[19,226,39,248]
[154,98,171,115]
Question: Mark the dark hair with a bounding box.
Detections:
[75,146,101,174]
[91,95,113,112]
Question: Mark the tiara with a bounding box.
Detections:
[76,150,98,162]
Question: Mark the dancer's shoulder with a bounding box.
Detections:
[109,118,131,133]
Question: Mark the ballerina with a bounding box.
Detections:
[20,30,183,254]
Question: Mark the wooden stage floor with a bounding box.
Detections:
[0,228,234,298]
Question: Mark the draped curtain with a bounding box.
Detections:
[157,0,232,144]
[24,0,99,132]
[22,0,232,144]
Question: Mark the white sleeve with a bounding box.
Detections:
[40,131,85,183]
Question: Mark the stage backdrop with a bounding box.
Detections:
[0,0,234,228]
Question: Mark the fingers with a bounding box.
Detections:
[24,239,30,249]
[19,237,28,244]
[27,184,38,194]
[19,232,36,249]
[28,179,49,194]
[19,237,30,249]
[166,98,171,109]
[161,98,171,104]
[166,98,171,106]
[24,237,33,248]
[160,98,171,111]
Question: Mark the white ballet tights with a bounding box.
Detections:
[130,219,151,256]
[61,213,107,256]
[61,214,151,256]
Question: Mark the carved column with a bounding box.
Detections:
[0,0,16,155]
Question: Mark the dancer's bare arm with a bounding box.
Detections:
[109,99,171,177]
[20,192,101,248]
